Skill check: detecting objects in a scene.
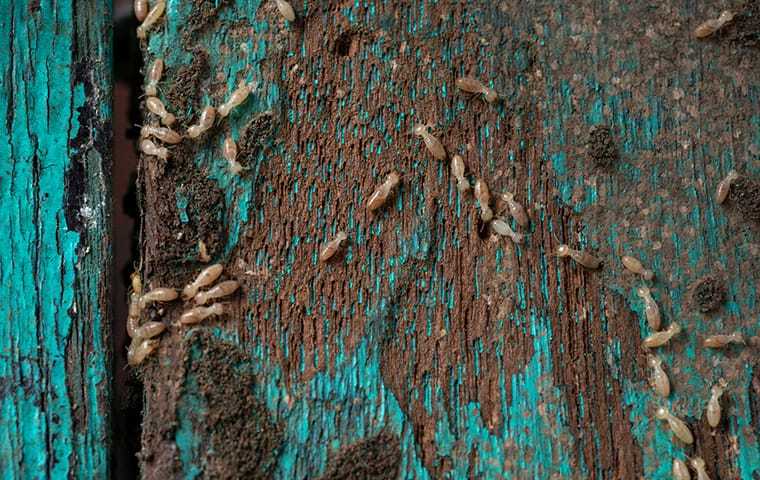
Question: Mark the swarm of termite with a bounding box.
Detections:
[126,273,178,366]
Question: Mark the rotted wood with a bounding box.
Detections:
[135,1,759,478]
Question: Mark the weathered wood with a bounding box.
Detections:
[136,1,759,478]
[0,1,112,478]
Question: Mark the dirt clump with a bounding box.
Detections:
[164,50,210,124]
[238,110,276,169]
[316,431,401,480]
[728,175,760,222]
[183,0,232,44]
[586,126,618,169]
[726,1,760,49]
[690,275,727,313]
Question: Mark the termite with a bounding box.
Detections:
[694,10,734,39]
[274,0,296,22]
[223,136,245,174]
[218,81,255,118]
[655,406,694,444]
[647,355,670,397]
[706,378,728,427]
[622,255,654,281]
[139,139,168,160]
[703,331,745,348]
[412,124,446,160]
[198,240,211,262]
[474,179,493,222]
[690,457,711,480]
[642,322,681,348]
[144,58,164,97]
[127,338,159,366]
[140,124,182,144]
[455,76,498,103]
[367,172,400,212]
[134,0,149,22]
[555,245,601,269]
[672,459,691,480]
[146,97,176,126]
[637,286,661,331]
[127,272,143,338]
[501,191,529,227]
[715,170,739,204]
[133,321,166,339]
[187,106,216,138]
[319,231,347,263]
[194,280,240,305]
[182,263,224,300]
[139,287,178,309]
[491,218,524,244]
[179,303,225,325]
[136,0,166,40]
[450,155,470,192]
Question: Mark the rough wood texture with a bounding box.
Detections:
[136,1,759,478]
[0,1,112,478]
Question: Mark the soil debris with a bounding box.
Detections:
[316,431,401,480]
[690,275,727,313]
[586,125,618,169]
[183,0,232,44]
[727,176,760,222]
[726,1,760,49]
[165,50,210,123]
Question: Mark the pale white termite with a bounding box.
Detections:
[127,273,143,338]
[198,240,211,263]
[139,287,178,309]
[706,378,728,427]
[491,218,524,244]
[136,0,166,40]
[144,58,164,97]
[194,280,240,305]
[218,82,255,118]
[182,264,224,300]
[643,322,681,349]
[455,76,498,103]
[637,286,662,331]
[690,457,712,480]
[134,0,149,22]
[146,97,176,126]
[703,331,745,348]
[320,231,347,263]
[556,245,601,269]
[474,179,493,222]
[187,106,216,138]
[274,0,296,22]
[412,124,446,160]
[367,172,400,212]
[133,321,166,339]
[140,125,182,144]
[450,155,470,192]
[647,355,670,397]
[139,139,168,160]
[127,338,159,366]
[694,10,735,39]
[179,303,225,325]
[223,136,245,175]
[501,191,529,227]
[655,406,694,444]
[672,458,691,480]
[622,255,654,281]
[715,170,739,204]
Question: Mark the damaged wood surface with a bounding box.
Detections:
[136,1,759,478]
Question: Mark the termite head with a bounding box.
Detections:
[556,244,570,257]
[655,406,669,419]
[412,123,432,136]
[637,286,650,297]
[131,272,142,294]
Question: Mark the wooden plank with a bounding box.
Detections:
[0,1,112,478]
[136,0,759,478]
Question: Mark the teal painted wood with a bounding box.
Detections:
[139,1,758,478]
[0,1,112,478]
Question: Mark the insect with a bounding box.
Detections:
[223,136,245,174]
[134,0,149,22]
[622,255,654,281]
[319,231,347,262]
[642,322,681,348]
[491,218,524,244]
[637,286,661,331]
[690,457,712,480]
[274,0,296,22]
[140,124,182,144]
[706,378,727,427]
[182,264,224,300]
[450,155,470,192]
[694,10,734,39]
[133,321,166,339]
[139,287,178,309]
[501,192,529,227]
[127,338,159,366]
[145,97,176,126]
[455,76,498,103]
[647,355,670,397]
[187,106,216,139]
[139,139,168,160]
[474,179,493,222]
[218,81,255,118]
[672,458,691,480]
[655,406,694,444]
[194,280,240,305]
[555,245,601,269]
[136,0,166,40]
[703,331,745,348]
[127,273,143,338]
[144,58,164,97]
[715,170,739,204]
[198,240,211,262]
[412,124,446,160]
[179,303,225,325]
[367,172,400,212]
